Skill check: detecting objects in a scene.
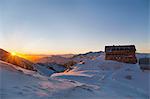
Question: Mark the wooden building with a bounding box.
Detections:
[105,45,137,64]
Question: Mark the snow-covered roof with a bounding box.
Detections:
[105,45,136,52]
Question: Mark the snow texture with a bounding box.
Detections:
[0,53,150,99]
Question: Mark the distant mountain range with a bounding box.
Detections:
[35,55,73,64]
[20,54,74,62]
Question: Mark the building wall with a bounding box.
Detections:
[105,50,137,64]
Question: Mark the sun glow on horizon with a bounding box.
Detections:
[10,51,43,62]
[11,52,17,56]
[11,51,26,58]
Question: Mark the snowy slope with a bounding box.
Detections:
[0,61,102,99]
[0,48,35,71]
[52,53,150,99]
[0,52,150,99]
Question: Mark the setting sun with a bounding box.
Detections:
[10,52,36,61]
[11,52,17,56]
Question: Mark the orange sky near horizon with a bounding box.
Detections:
[3,45,150,56]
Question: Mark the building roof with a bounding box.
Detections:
[105,45,136,52]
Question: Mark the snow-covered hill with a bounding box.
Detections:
[52,53,150,99]
[0,52,149,99]
[0,48,35,71]
[0,60,99,99]
[0,48,68,76]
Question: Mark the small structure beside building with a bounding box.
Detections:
[139,58,150,71]
[105,45,137,64]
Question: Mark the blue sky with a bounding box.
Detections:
[0,0,149,54]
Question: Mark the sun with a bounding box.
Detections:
[11,52,17,56]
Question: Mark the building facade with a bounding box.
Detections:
[105,45,137,64]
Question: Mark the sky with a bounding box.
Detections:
[0,0,149,54]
